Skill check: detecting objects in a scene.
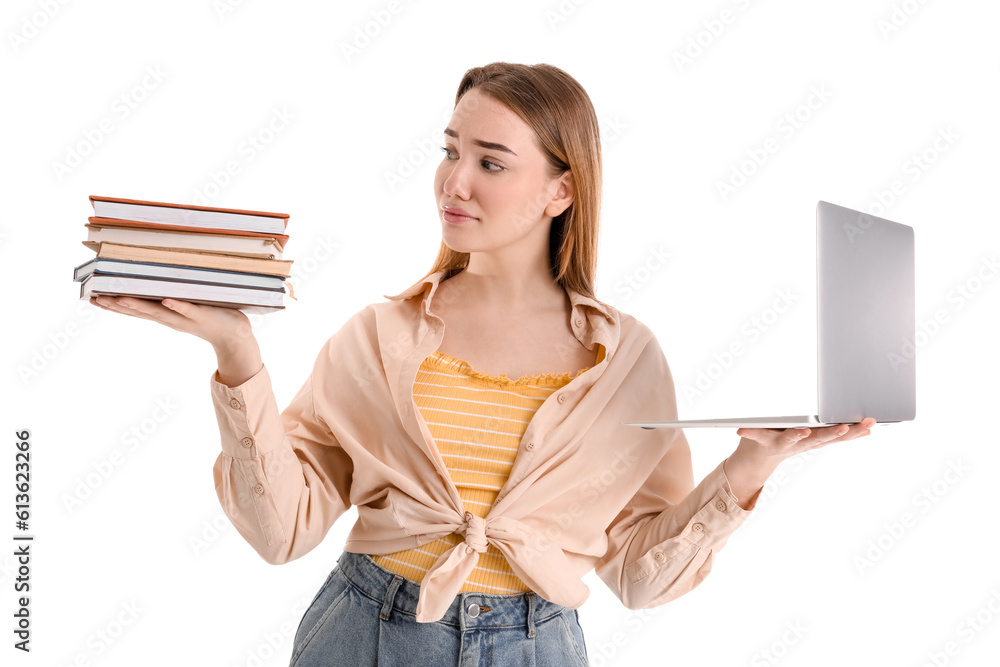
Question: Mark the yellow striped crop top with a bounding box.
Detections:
[371,347,600,594]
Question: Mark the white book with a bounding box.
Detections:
[81,274,285,311]
[85,226,282,258]
[73,258,286,290]
[90,195,288,235]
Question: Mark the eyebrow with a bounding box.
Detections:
[443,128,518,157]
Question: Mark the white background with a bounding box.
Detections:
[2,1,998,665]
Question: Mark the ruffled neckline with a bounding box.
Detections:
[426,350,592,389]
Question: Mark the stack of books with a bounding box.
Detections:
[74,195,295,314]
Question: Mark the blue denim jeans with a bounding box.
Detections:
[289,550,591,666]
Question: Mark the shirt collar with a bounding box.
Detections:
[383,269,616,325]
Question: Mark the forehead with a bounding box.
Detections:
[447,88,532,142]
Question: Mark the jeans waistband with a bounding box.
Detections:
[335,550,569,634]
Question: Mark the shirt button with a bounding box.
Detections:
[716,500,727,511]
[465,511,474,521]
[692,523,704,533]
[465,546,474,555]
[494,496,503,505]
[557,394,567,404]
[467,603,480,617]
[525,442,534,451]
[253,484,264,495]
[229,398,241,410]
[574,318,583,328]
[240,437,254,449]
[654,552,665,562]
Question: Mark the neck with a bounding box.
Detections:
[443,258,565,312]
[439,217,566,311]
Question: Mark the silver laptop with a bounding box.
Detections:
[622,201,915,430]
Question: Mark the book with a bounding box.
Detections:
[89,195,289,236]
[78,195,296,313]
[89,242,293,276]
[73,257,286,290]
[88,216,289,250]
[84,220,284,257]
[81,274,285,311]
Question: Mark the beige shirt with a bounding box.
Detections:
[209,269,759,623]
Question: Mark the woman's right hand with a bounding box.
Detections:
[89,295,256,354]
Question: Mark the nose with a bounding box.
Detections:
[441,155,472,201]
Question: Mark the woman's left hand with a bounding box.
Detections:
[723,417,877,509]
[735,417,876,464]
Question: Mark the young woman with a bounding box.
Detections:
[91,62,874,666]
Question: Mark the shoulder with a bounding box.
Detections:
[598,299,658,349]
[314,302,379,360]
[615,306,654,339]
[605,305,674,375]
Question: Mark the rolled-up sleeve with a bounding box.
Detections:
[209,341,353,565]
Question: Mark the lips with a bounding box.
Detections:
[442,206,478,222]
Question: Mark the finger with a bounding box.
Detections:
[802,429,871,453]
[737,427,811,442]
[783,428,812,444]
[837,419,875,441]
[93,296,148,317]
[161,298,200,318]
[117,296,190,321]
[827,419,876,440]
[95,296,186,327]
[817,424,852,440]
[841,420,872,437]
[805,420,873,448]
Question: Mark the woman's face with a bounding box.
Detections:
[434,87,573,255]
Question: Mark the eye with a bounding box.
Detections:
[481,159,504,173]
[439,146,506,174]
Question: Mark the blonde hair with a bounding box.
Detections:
[422,62,603,299]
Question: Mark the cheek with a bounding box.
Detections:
[503,183,544,222]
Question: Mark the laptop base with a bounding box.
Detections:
[622,415,850,429]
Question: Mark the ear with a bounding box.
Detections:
[544,170,575,218]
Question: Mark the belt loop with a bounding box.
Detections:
[525,591,537,638]
[380,575,404,621]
